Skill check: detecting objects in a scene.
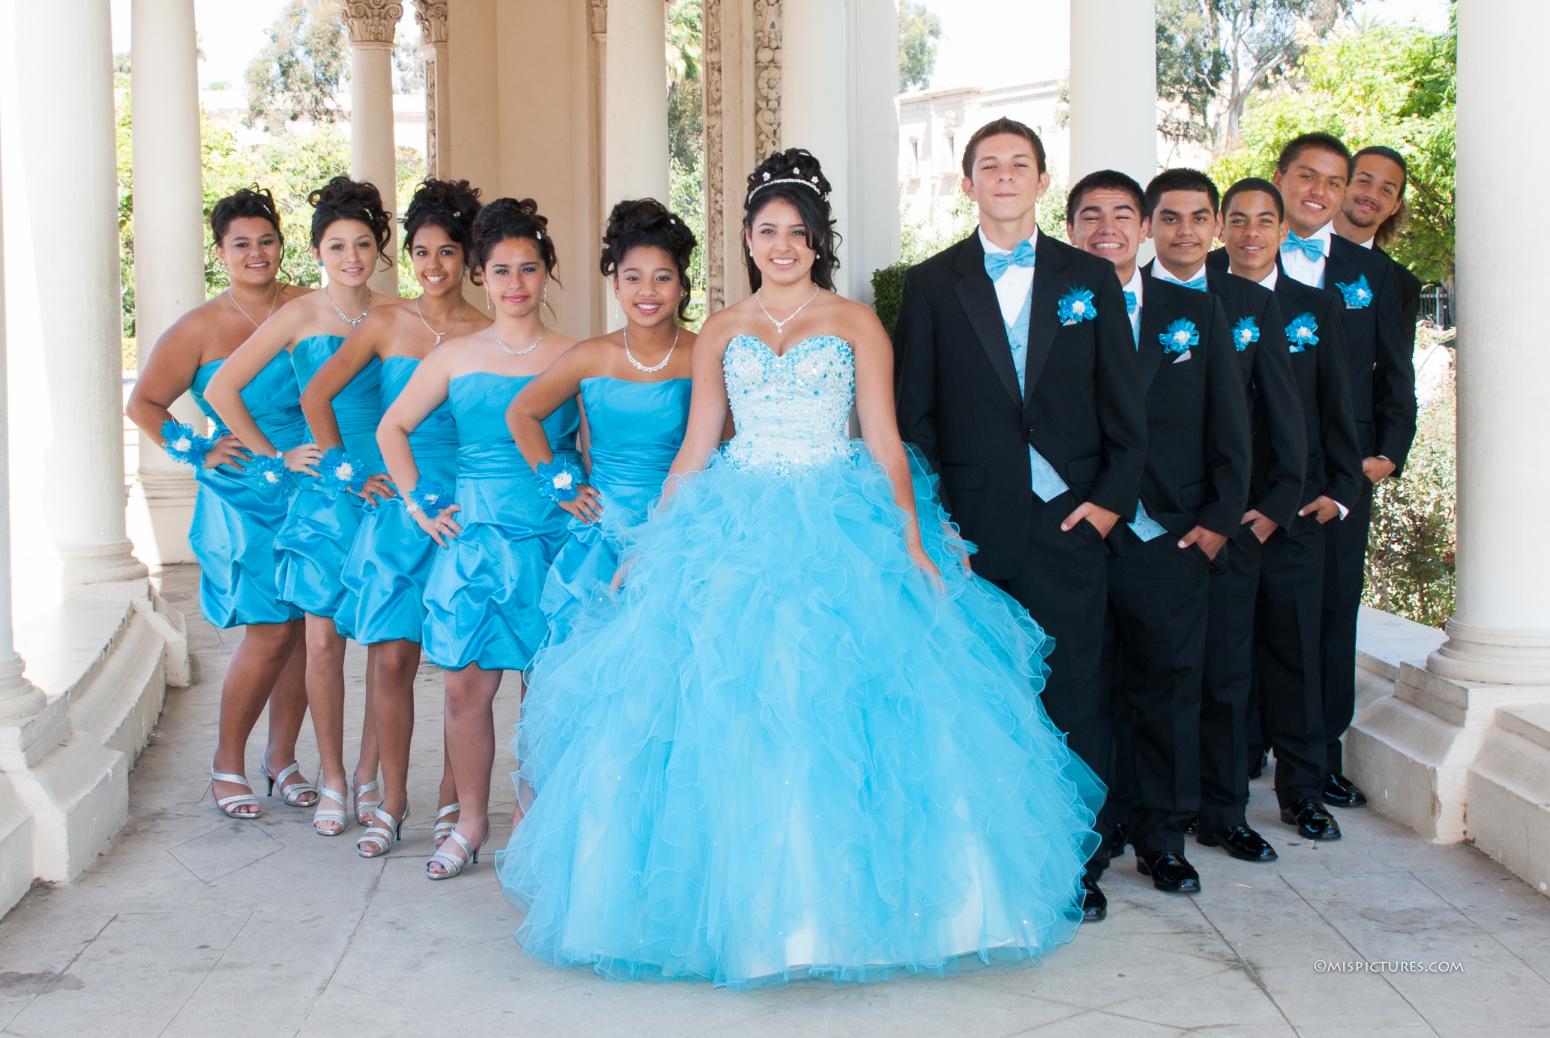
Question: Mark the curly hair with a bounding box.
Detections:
[468,197,559,284]
[742,147,840,292]
[308,176,393,260]
[209,185,283,247]
[599,198,698,320]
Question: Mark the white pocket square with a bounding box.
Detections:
[1171,349,1192,365]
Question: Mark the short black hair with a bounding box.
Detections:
[600,198,699,321]
[962,116,1047,177]
[1276,132,1351,174]
[469,197,560,284]
[1065,170,1146,225]
[1221,177,1285,221]
[210,185,283,248]
[1144,168,1220,217]
[743,148,840,292]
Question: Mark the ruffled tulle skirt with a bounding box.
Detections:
[190,466,302,629]
[274,484,367,632]
[497,445,1104,989]
[538,483,655,645]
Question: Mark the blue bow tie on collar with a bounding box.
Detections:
[1175,275,1208,292]
[984,239,1036,281]
[1281,231,1327,263]
[1124,290,1137,315]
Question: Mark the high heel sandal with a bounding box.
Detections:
[432,802,460,848]
[351,777,381,828]
[260,755,319,808]
[425,828,483,880]
[312,785,350,836]
[210,763,262,819]
[356,805,407,859]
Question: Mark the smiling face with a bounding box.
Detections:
[1149,189,1218,279]
[962,132,1050,228]
[312,217,379,288]
[481,237,547,319]
[1068,187,1148,281]
[745,196,817,289]
[1222,189,1286,283]
[1273,146,1349,237]
[408,222,466,298]
[217,216,284,290]
[614,244,682,328]
[1340,152,1405,239]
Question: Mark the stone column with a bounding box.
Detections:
[1,0,147,592]
[413,0,450,179]
[344,0,402,294]
[1428,1,1550,685]
[127,0,202,565]
[778,0,848,281]
[603,0,669,212]
[1068,0,1157,184]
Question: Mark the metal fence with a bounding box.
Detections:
[1420,284,1453,328]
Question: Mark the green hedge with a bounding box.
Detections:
[872,262,909,337]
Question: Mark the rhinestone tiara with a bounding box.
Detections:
[748,174,825,202]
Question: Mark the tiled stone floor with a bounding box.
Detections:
[1,566,1547,1037]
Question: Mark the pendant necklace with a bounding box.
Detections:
[416,295,469,347]
[229,282,281,329]
[623,323,681,373]
[756,285,821,335]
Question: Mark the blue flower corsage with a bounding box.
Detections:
[1335,273,1373,309]
[317,447,369,497]
[1057,286,1096,325]
[249,452,293,494]
[1232,316,1260,352]
[536,457,586,503]
[406,480,453,517]
[159,419,212,468]
[1160,317,1199,354]
[1285,312,1320,352]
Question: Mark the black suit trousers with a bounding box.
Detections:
[1258,514,1331,806]
[1320,478,1374,774]
[1198,524,1262,831]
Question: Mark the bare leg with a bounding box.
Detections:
[431,665,503,873]
[434,736,459,848]
[369,639,420,824]
[261,636,317,806]
[211,620,303,813]
[303,614,350,834]
[353,665,381,823]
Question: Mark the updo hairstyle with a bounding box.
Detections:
[402,178,484,281]
[742,147,840,292]
[468,197,560,284]
[308,176,393,264]
[599,198,698,321]
[209,185,283,247]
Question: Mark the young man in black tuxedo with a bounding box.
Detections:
[1272,133,1416,809]
[1337,146,1424,326]
[1068,169,1252,895]
[1141,169,1305,864]
[1209,177,1363,841]
[894,121,1147,922]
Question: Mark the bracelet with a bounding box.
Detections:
[536,458,585,503]
[159,419,213,468]
[318,447,368,497]
[249,452,293,494]
[406,480,452,517]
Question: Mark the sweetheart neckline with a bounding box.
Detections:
[727,333,854,361]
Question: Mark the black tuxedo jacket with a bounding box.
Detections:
[1144,262,1305,530]
[1131,271,1251,538]
[893,231,1147,579]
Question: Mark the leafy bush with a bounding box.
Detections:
[871,263,908,337]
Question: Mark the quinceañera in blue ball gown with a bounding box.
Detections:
[498,333,1104,988]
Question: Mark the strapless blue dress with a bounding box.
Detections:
[421,373,579,671]
[188,354,306,628]
[498,335,1104,989]
[539,377,690,642]
[272,334,383,632]
[339,355,457,644]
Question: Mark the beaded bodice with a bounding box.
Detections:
[721,335,854,474]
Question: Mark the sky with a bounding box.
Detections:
[107,0,1451,93]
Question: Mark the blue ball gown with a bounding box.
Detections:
[187,353,306,628]
[421,373,580,671]
[339,355,457,644]
[539,377,692,642]
[497,335,1105,989]
[273,334,383,632]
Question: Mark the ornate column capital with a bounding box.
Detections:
[590,0,607,39]
[753,0,782,160]
[343,0,403,45]
[412,0,447,45]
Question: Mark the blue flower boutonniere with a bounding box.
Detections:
[408,480,453,516]
[1057,287,1096,326]
[1232,316,1260,353]
[318,447,368,497]
[1285,312,1320,352]
[159,419,212,468]
[1160,318,1199,356]
[1335,273,1373,309]
[249,453,293,495]
[537,457,586,503]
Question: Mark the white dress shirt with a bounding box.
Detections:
[1280,221,1334,289]
[980,226,1037,328]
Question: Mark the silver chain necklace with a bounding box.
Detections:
[228,282,281,329]
[324,286,370,329]
[755,286,821,335]
[623,323,681,374]
[416,295,469,347]
[493,327,544,357]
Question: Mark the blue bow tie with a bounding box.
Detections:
[1124,290,1137,315]
[1175,275,1208,292]
[1281,231,1327,263]
[984,239,1036,281]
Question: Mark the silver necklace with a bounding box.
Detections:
[623,323,681,374]
[416,295,469,347]
[324,287,369,329]
[755,286,821,335]
[493,327,544,357]
[229,282,281,329]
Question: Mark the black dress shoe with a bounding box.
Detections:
[1136,850,1201,893]
[1081,876,1107,922]
[1280,797,1342,841]
[1198,823,1279,862]
[1105,821,1128,859]
[1323,772,1368,808]
[1184,816,1197,836]
[1247,749,1267,781]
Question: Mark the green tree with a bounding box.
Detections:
[666,0,707,323]
[394,23,424,93]
[1156,0,1354,154]
[898,0,943,92]
[245,0,347,132]
[1211,20,1456,282]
